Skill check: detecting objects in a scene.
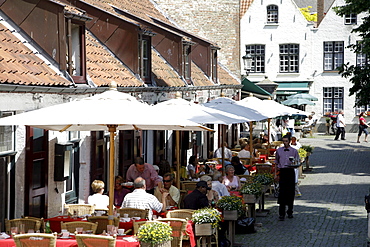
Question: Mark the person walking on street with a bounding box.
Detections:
[275,135,299,221]
[334,110,346,140]
[357,112,369,143]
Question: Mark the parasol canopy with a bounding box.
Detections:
[287,93,318,101]
[281,98,316,106]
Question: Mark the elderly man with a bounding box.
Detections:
[334,110,346,140]
[183,181,210,210]
[154,173,180,207]
[121,177,168,220]
[126,157,163,194]
[212,173,230,198]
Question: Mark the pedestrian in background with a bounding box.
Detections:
[334,110,346,140]
[357,112,369,143]
[275,135,299,221]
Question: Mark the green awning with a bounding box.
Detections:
[276,82,309,94]
[241,78,271,96]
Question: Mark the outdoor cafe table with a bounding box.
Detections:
[0,235,140,247]
[46,216,146,234]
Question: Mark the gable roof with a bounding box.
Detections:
[293,0,335,14]
[0,22,71,87]
[240,0,254,19]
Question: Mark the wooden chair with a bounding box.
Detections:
[255,163,272,174]
[178,190,188,209]
[133,220,148,235]
[117,208,149,219]
[21,216,44,232]
[60,221,98,234]
[257,149,269,155]
[87,216,119,234]
[5,218,43,234]
[166,209,194,220]
[64,204,95,216]
[13,233,57,247]
[239,158,251,166]
[156,218,188,247]
[181,182,197,191]
[75,234,116,247]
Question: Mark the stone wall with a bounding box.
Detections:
[153,0,241,76]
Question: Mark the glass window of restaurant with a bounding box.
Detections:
[65,132,80,204]
[323,87,344,114]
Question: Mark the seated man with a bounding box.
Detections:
[183,181,210,210]
[211,173,230,198]
[121,177,169,220]
[154,173,180,207]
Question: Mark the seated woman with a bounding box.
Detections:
[222,165,241,191]
[88,180,109,211]
[187,155,198,181]
[231,156,249,175]
[200,175,219,207]
[113,176,131,207]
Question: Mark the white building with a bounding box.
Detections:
[241,0,366,131]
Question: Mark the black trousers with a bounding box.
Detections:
[335,127,346,140]
[278,168,295,217]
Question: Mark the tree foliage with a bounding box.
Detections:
[334,0,370,107]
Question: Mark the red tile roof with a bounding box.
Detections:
[0,23,71,87]
[151,49,186,87]
[218,64,240,85]
[240,0,254,19]
[191,62,214,87]
[86,31,143,87]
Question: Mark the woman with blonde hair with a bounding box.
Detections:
[88,180,109,210]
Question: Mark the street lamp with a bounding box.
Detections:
[242,53,253,75]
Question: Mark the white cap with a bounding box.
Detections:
[153,165,160,171]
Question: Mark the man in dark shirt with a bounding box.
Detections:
[183,181,210,210]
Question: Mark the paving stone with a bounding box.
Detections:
[235,133,370,246]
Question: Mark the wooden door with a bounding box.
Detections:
[90,131,107,184]
[25,127,48,218]
[118,130,135,178]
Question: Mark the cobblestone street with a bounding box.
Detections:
[235,133,370,247]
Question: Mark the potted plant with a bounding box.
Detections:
[137,221,173,247]
[191,207,222,236]
[301,145,314,155]
[216,195,244,220]
[253,173,274,193]
[239,181,262,203]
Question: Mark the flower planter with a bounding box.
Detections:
[223,210,238,221]
[243,194,258,204]
[140,241,171,247]
[195,223,215,236]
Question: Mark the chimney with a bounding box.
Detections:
[317,0,324,26]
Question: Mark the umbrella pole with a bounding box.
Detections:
[267,118,271,149]
[108,125,117,225]
[221,124,225,176]
[176,131,180,189]
[249,121,253,166]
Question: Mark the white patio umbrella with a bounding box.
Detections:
[287,93,318,101]
[0,83,212,218]
[203,97,269,167]
[153,95,249,187]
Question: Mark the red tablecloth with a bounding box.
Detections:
[0,236,139,247]
[46,216,86,233]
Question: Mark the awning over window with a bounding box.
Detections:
[275,82,310,94]
[241,78,271,98]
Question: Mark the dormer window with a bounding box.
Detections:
[210,48,218,83]
[65,14,89,84]
[267,5,278,23]
[138,32,154,84]
[182,40,194,84]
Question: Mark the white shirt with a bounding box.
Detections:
[88,193,109,210]
[238,149,251,158]
[121,189,163,220]
[336,114,345,127]
[212,181,230,198]
[214,147,232,159]
[290,141,302,150]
